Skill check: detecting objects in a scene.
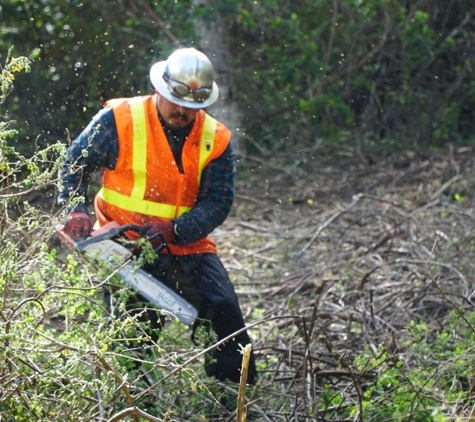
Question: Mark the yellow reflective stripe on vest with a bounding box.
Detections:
[129,98,147,199]
[99,187,192,218]
[198,114,218,186]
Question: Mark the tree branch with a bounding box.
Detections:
[136,0,184,47]
[244,2,392,132]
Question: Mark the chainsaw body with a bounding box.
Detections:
[57,223,198,325]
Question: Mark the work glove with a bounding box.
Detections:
[63,211,93,240]
[142,220,175,248]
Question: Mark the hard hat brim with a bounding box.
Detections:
[150,61,219,109]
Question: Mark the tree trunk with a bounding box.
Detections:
[193,1,244,155]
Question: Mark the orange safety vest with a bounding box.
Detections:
[94,95,231,255]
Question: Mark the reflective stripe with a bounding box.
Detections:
[100,187,192,218]
[129,98,148,199]
[198,115,217,186]
[102,100,218,220]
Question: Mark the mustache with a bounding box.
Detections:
[169,112,188,122]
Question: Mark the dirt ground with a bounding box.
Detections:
[211,143,475,419]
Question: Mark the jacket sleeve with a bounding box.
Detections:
[173,141,236,244]
[57,107,119,213]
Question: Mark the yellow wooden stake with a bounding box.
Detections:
[236,344,252,422]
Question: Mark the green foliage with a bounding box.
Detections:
[227,0,475,153]
[0,0,197,152]
[2,0,475,156]
[0,51,236,422]
[318,310,475,421]
[0,47,30,104]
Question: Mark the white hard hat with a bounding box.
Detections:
[150,48,219,109]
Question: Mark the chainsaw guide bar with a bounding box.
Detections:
[58,225,198,325]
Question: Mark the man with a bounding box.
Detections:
[57,47,257,384]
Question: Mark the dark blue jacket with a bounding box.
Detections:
[57,105,236,245]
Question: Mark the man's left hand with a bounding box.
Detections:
[143,221,175,246]
[64,211,93,240]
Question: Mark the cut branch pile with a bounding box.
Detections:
[214,145,475,420]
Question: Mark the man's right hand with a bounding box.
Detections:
[64,211,93,240]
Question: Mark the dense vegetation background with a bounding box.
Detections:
[2,1,475,421]
[2,0,475,155]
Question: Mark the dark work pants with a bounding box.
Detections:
[105,253,257,384]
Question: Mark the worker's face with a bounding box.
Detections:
[156,93,200,129]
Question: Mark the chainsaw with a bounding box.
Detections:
[56,222,198,325]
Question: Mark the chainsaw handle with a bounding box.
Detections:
[108,224,150,238]
[75,223,170,254]
[111,225,171,254]
[75,224,146,251]
[145,231,172,254]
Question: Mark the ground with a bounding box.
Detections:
[36,143,475,420]
[210,143,475,420]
